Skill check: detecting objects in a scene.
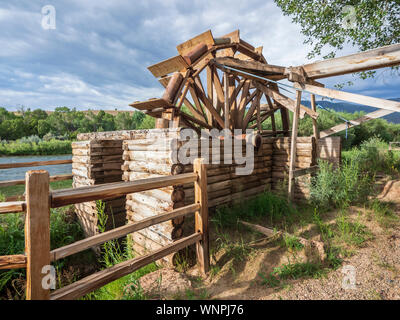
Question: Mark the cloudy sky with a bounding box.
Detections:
[0,0,398,111]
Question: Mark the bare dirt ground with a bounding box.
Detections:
[144,176,400,300]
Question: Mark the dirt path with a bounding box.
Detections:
[188,179,400,300]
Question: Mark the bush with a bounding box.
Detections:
[0,138,72,155]
[342,137,400,175]
[0,207,84,296]
[310,159,372,209]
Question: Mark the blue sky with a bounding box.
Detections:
[0,0,399,111]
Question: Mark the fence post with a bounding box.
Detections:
[25,170,51,300]
[193,158,210,274]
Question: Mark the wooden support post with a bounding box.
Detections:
[25,170,51,300]
[224,72,230,129]
[256,98,262,133]
[193,158,209,275]
[288,90,302,201]
[310,93,320,148]
[206,66,214,126]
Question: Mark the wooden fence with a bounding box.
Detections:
[0,159,73,188]
[0,158,209,300]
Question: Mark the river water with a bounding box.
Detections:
[0,155,72,181]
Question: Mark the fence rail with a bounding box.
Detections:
[0,158,209,300]
[0,159,73,189]
[0,159,72,170]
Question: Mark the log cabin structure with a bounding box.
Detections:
[72,29,400,263]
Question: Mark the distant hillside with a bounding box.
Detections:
[302,98,400,124]
[12,109,136,116]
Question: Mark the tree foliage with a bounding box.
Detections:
[274,0,400,78]
[0,107,154,140]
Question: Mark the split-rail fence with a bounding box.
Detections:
[0,158,209,300]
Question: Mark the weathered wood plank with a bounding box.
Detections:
[25,170,51,300]
[294,82,400,113]
[319,109,393,138]
[51,173,197,208]
[0,254,27,270]
[129,98,170,111]
[148,55,189,78]
[300,43,400,79]
[51,203,199,261]
[177,30,215,56]
[288,90,302,201]
[0,159,72,170]
[50,233,201,300]
[0,201,26,214]
[194,158,209,274]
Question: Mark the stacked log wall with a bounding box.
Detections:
[122,129,185,263]
[317,137,342,167]
[72,140,125,238]
[271,137,317,201]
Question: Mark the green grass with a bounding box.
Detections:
[282,234,304,252]
[0,179,72,198]
[0,206,89,299]
[0,139,72,156]
[211,191,296,230]
[81,200,160,300]
[368,199,399,228]
[259,261,326,288]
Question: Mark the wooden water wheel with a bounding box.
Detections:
[130,29,319,135]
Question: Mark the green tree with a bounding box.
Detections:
[274,0,400,78]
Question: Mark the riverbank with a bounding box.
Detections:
[0,139,72,156]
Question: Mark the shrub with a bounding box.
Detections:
[310,159,372,209]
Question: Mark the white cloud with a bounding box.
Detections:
[0,0,398,110]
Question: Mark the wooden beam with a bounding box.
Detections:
[300,43,400,79]
[129,98,170,111]
[180,112,213,129]
[177,30,215,56]
[214,57,286,76]
[319,109,393,138]
[0,201,26,214]
[265,94,277,135]
[51,173,197,208]
[206,66,214,126]
[237,80,251,127]
[228,74,237,129]
[0,159,72,170]
[224,72,230,129]
[242,91,262,129]
[288,90,302,201]
[189,84,208,120]
[212,68,225,114]
[25,170,51,300]
[310,94,320,141]
[192,81,225,129]
[294,82,400,113]
[147,55,189,78]
[254,82,318,119]
[0,254,27,270]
